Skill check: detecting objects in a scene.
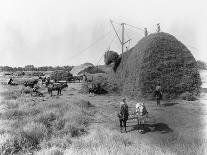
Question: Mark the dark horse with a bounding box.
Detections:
[154,90,162,106]
[117,102,129,133]
[73,76,83,83]
[48,82,68,97]
[23,79,39,88]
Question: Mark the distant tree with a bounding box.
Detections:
[1,66,13,72]
[63,65,74,72]
[50,70,73,82]
[25,65,35,71]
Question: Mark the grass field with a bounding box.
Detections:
[0,75,207,155]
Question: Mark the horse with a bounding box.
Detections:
[73,76,82,83]
[48,82,67,97]
[136,102,148,133]
[154,90,162,106]
[117,102,129,133]
[23,79,39,88]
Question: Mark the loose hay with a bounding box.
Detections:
[104,51,119,65]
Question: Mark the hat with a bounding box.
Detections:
[122,97,127,101]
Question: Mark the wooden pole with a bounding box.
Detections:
[121,23,125,85]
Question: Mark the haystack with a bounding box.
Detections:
[106,32,201,99]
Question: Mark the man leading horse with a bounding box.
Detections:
[117,98,129,133]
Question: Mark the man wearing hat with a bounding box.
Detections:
[157,23,160,33]
[118,97,129,133]
[144,28,148,37]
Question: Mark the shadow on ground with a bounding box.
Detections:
[128,123,173,134]
[162,102,179,107]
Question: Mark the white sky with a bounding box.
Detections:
[0,0,206,67]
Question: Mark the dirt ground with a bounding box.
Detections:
[59,81,207,145]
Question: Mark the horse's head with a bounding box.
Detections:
[136,102,144,113]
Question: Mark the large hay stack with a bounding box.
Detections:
[106,32,201,99]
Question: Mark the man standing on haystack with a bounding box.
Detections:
[157,23,160,33]
[154,82,162,106]
[118,98,129,133]
[144,28,148,37]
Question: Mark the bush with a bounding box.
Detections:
[32,72,45,76]
[35,112,59,129]
[65,124,86,138]
[22,122,47,145]
[75,100,95,109]
[50,70,73,82]
[1,122,47,154]
[1,109,28,120]
[180,91,197,101]
[21,87,33,94]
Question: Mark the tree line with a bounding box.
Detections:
[0,65,74,72]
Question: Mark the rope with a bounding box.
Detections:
[96,26,122,67]
[68,30,112,60]
[125,23,145,32]
[125,31,131,50]
[108,25,121,49]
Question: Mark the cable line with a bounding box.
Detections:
[68,30,112,60]
[108,25,122,50]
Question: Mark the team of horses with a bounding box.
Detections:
[47,82,68,97]
[7,74,84,97]
[118,101,149,134]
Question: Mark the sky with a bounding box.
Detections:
[0,0,206,67]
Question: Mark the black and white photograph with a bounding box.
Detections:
[0,0,207,154]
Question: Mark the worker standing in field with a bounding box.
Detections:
[118,98,129,133]
[83,73,87,82]
[144,28,148,37]
[8,78,13,85]
[154,82,162,106]
[156,23,160,33]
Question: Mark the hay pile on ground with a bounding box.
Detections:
[70,63,94,76]
[78,66,106,75]
[80,73,119,94]
[106,32,201,99]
